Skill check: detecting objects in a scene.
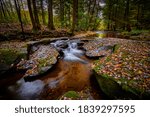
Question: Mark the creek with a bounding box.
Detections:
[0,39,108,100]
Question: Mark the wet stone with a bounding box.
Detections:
[83,40,115,58]
[17,45,59,78]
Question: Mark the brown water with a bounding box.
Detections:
[0,57,106,100]
[39,57,93,99]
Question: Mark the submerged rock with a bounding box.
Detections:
[17,45,59,78]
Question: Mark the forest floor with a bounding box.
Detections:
[1,23,149,41]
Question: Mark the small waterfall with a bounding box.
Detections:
[53,40,87,63]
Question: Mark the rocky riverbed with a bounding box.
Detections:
[0,37,150,99]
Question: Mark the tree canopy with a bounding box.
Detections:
[0,0,150,33]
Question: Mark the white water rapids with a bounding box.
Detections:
[52,40,87,63]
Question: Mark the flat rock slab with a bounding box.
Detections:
[93,38,150,99]
[17,45,59,78]
[83,39,115,58]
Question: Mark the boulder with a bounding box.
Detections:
[93,40,150,99]
[83,40,115,58]
[17,45,59,79]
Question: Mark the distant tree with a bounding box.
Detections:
[0,0,6,18]
[48,0,55,30]
[20,0,28,23]
[88,0,96,30]
[64,0,72,28]
[8,0,15,16]
[32,0,41,30]
[123,0,130,30]
[40,0,46,25]
[27,0,40,30]
[14,0,25,39]
[60,0,65,28]
[72,0,78,33]
[27,0,36,30]
[1,0,12,19]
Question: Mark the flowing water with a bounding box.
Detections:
[0,39,107,100]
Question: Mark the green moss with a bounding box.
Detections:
[101,74,112,79]
[121,30,149,37]
[63,91,79,99]
[93,55,112,73]
[0,49,18,65]
[93,65,101,72]
[128,79,145,92]
[105,55,111,62]
[38,58,48,67]
[19,53,27,60]
[97,33,107,38]
[38,56,55,68]
[0,48,27,67]
[94,72,123,99]
[94,69,148,99]
[113,44,120,53]
[122,84,139,96]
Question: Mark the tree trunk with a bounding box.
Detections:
[2,0,12,18]
[20,0,28,23]
[88,0,96,30]
[86,0,91,30]
[72,0,78,34]
[40,0,46,25]
[107,5,111,30]
[32,0,41,30]
[48,0,55,30]
[14,0,25,39]
[60,0,65,28]
[93,0,101,30]
[123,0,130,30]
[8,0,15,16]
[0,0,6,18]
[67,4,71,27]
[114,0,118,31]
[27,0,36,30]
[136,4,140,29]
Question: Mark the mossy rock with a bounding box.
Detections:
[0,49,27,76]
[94,71,124,99]
[63,91,79,99]
[94,70,150,99]
[0,49,18,65]
[0,49,26,65]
